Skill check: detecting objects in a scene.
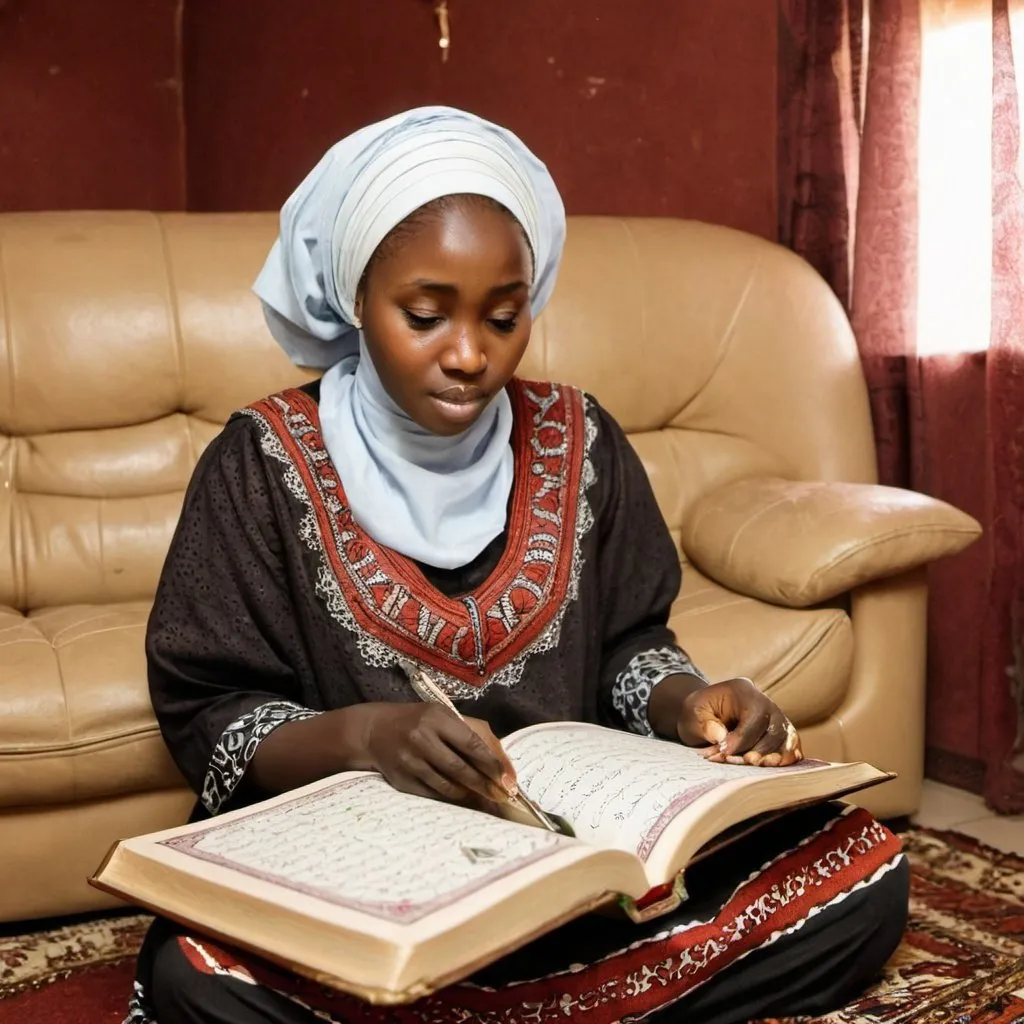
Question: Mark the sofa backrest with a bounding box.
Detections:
[0,212,877,613]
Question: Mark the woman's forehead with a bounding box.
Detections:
[369,200,533,284]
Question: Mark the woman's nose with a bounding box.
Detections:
[440,327,487,376]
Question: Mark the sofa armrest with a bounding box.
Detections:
[681,477,981,608]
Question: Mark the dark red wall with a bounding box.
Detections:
[1,0,778,236]
[0,0,185,211]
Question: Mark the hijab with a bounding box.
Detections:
[253,106,566,569]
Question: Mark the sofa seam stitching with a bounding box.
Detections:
[803,522,981,594]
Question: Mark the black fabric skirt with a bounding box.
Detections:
[126,803,909,1024]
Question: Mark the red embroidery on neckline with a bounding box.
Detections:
[249,379,586,686]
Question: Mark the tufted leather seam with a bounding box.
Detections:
[801,523,981,594]
[0,445,13,609]
[54,628,71,749]
[757,610,849,699]
[18,412,224,437]
[157,215,188,417]
[38,609,121,644]
[0,724,163,756]
[184,413,198,470]
[721,492,796,566]
[51,622,145,649]
[0,231,14,430]
[31,601,149,620]
[668,258,760,425]
[0,234,23,611]
[14,484,189,500]
[0,620,41,637]
[673,594,755,618]
[662,430,692,534]
[0,637,49,648]
[95,498,106,606]
[6,610,146,646]
[47,617,144,647]
[618,220,648,367]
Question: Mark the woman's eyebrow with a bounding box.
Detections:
[490,280,529,295]
[403,279,528,295]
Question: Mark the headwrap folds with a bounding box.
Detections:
[254,106,565,569]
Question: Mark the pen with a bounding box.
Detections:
[397,659,574,837]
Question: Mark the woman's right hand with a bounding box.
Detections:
[347,703,515,806]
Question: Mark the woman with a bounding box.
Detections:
[127,107,908,1024]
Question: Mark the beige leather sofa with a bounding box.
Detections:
[0,212,979,922]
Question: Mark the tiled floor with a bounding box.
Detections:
[912,779,1024,855]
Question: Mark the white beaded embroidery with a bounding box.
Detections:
[611,646,708,736]
[203,700,322,815]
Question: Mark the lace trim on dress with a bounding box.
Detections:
[202,700,323,815]
[242,383,599,703]
[611,646,709,736]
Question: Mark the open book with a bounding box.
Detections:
[91,722,890,1005]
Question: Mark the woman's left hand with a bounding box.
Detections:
[652,676,802,767]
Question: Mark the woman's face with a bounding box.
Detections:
[355,198,534,437]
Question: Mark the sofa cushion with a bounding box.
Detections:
[0,602,183,809]
[670,566,853,727]
[0,576,853,811]
[681,477,981,608]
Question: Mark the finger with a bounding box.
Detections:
[419,729,507,802]
[387,758,469,803]
[761,752,783,767]
[776,724,802,767]
[701,717,729,747]
[700,747,727,763]
[463,718,518,786]
[723,701,772,757]
[682,683,741,747]
[430,714,508,787]
[745,714,791,762]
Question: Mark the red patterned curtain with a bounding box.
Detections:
[779,0,1024,812]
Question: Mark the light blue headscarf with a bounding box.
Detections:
[253,106,566,569]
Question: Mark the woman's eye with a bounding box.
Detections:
[402,310,443,330]
[489,317,518,334]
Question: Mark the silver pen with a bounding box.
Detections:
[397,659,574,837]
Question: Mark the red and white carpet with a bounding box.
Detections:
[2,827,1022,1024]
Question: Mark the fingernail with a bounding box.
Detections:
[501,773,519,797]
[706,722,728,745]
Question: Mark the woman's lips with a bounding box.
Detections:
[429,387,487,422]
[433,386,486,404]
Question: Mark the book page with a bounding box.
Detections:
[504,723,812,861]
[161,775,569,924]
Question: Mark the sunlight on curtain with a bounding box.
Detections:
[917,1,992,355]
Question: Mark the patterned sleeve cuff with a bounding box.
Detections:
[201,700,323,815]
[611,646,709,736]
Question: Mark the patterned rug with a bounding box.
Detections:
[1,827,1022,1024]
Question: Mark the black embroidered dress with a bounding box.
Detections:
[128,379,909,1024]
[150,379,697,813]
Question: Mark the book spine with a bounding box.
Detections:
[619,873,687,924]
